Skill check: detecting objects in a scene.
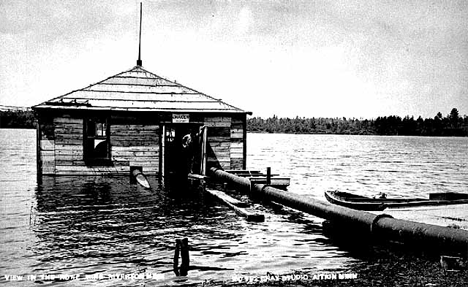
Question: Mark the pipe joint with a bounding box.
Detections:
[370,213,393,234]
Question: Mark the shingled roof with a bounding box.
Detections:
[33,66,249,114]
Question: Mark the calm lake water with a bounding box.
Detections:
[1,129,467,286]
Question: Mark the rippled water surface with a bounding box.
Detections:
[248,133,468,199]
[1,130,467,286]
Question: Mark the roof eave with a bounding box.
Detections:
[32,105,251,114]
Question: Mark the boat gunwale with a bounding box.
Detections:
[324,190,468,211]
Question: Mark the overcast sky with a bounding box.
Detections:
[1,0,467,119]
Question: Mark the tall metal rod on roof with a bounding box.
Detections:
[137,2,143,66]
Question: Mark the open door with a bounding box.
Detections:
[199,126,207,175]
[160,124,203,179]
[160,125,167,179]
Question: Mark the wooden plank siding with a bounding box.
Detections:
[37,112,246,175]
[205,117,231,170]
[37,116,56,175]
[39,115,160,175]
[230,115,246,170]
[111,124,160,174]
[52,116,84,174]
[203,115,246,170]
[40,141,55,174]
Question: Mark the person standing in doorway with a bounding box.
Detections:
[181,133,194,175]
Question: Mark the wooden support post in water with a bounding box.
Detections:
[266,167,271,185]
[173,238,190,276]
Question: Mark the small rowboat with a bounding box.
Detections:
[324,190,468,211]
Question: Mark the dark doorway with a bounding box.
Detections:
[163,124,202,180]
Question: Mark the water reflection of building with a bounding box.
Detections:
[35,176,164,212]
[32,61,251,178]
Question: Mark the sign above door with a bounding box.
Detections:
[172,114,190,123]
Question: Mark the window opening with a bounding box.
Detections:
[84,117,111,165]
[166,128,175,143]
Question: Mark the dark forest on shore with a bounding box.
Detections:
[1,107,467,136]
[0,109,36,129]
[248,108,468,136]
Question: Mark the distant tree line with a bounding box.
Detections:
[1,107,467,136]
[248,108,468,136]
[0,109,36,128]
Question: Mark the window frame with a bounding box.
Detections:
[83,116,112,166]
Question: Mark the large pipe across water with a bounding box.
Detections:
[209,167,468,257]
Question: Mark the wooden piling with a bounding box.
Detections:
[266,167,271,185]
[173,238,190,276]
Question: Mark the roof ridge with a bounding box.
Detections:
[133,66,244,112]
[33,65,250,114]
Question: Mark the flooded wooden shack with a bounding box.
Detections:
[32,64,251,178]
